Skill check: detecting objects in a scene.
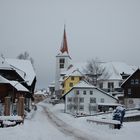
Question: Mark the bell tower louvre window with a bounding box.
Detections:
[59,58,65,68]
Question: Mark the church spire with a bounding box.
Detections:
[60,25,69,54]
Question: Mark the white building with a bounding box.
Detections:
[62,61,136,96]
[63,80,118,115]
[97,62,136,96]
[55,27,71,97]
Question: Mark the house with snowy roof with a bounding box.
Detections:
[0,57,36,116]
[97,62,136,96]
[121,69,140,108]
[34,90,47,103]
[61,69,84,96]
[54,27,136,99]
[62,80,119,115]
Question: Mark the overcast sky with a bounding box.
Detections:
[0,0,140,89]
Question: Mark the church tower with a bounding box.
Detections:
[55,26,71,97]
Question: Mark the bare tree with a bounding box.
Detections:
[84,58,109,86]
[17,51,34,68]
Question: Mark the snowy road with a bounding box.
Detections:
[1,101,140,140]
[40,104,97,140]
[0,103,96,140]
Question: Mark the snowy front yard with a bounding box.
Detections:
[0,100,140,140]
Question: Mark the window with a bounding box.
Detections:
[90,91,93,95]
[60,63,64,68]
[79,97,84,103]
[108,82,114,92]
[100,98,104,103]
[79,105,84,111]
[73,105,78,110]
[79,77,82,81]
[90,97,96,103]
[73,97,78,103]
[75,90,79,95]
[59,58,65,63]
[68,97,72,102]
[119,82,122,86]
[71,77,74,81]
[99,82,103,89]
[67,104,72,110]
[83,90,86,95]
[59,58,65,68]
[135,79,139,84]
[131,79,134,85]
[69,83,73,87]
[128,88,131,95]
[89,106,96,111]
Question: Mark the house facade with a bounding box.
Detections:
[63,80,118,115]
[96,62,136,96]
[0,57,36,117]
[61,70,84,96]
[121,69,140,108]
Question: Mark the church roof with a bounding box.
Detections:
[60,26,69,54]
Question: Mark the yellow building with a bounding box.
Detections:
[62,70,84,96]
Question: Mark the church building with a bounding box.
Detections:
[55,27,72,98]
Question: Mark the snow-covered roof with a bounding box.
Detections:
[97,103,121,106]
[0,75,29,92]
[34,90,46,95]
[0,75,9,83]
[48,81,55,87]
[0,57,12,70]
[60,69,84,83]
[73,80,95,88]
[66,69,84,77]
[62,80,118,101]
[121,69,139,87]
[100,61,136,80]
[9,81,29,92]
[5,58,36,86]
[56,52,70,57]
[0,116,23,121]
[62,61,136,80]
[61,62,86,76]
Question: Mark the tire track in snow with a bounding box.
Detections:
[40,104,98,140]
